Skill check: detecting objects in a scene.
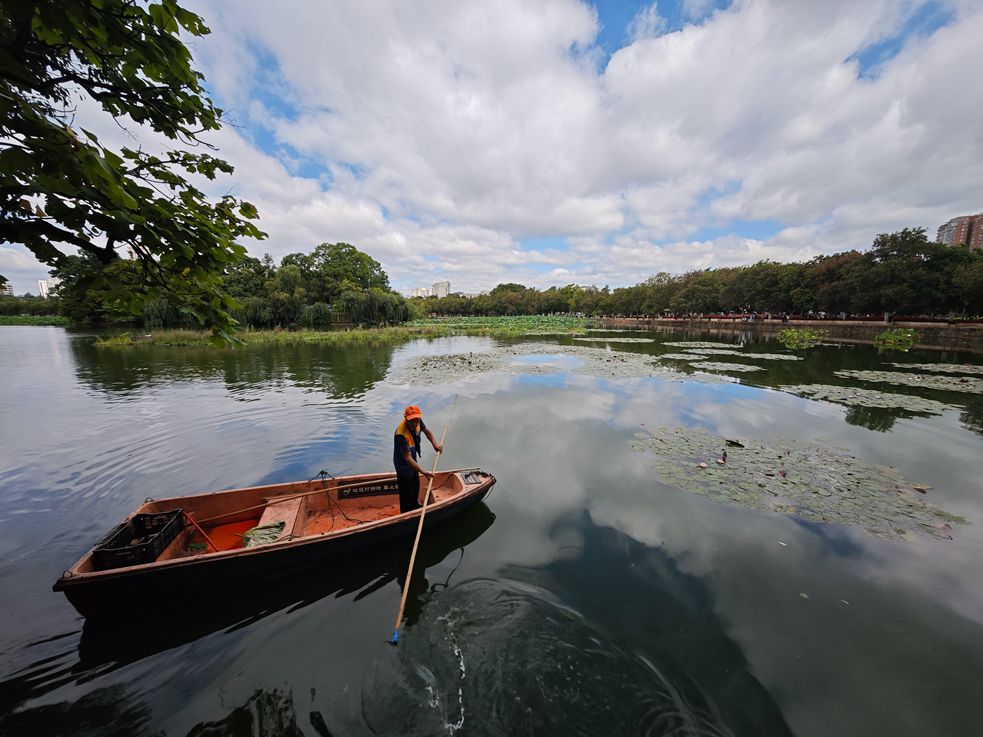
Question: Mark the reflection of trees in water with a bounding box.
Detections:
[960,395,983,437]
[70,339,397,399]
[844,404,900,432]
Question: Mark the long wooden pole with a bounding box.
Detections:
[390,396,457,645]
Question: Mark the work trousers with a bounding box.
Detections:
[397,473,421,513]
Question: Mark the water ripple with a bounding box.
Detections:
[361,578,734,737]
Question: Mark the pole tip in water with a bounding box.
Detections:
[389,629,399,645]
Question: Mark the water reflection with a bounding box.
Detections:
[69,339,399,399]
[581,329,983,437]
[363,512,790,737]
[843,404,901,432]
[4,326,983,737]
[0,504,494,735]
[959,394,983,435]
[0,683,157,737]
[186,688,306,737]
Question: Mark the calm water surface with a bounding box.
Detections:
[1,326,982,736]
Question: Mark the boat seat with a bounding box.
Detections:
[257,496,305,541]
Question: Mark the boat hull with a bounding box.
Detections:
[54,472,494,619]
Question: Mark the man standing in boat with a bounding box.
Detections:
[394,405,443,513]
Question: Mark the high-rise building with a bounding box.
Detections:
[937,213,983,250]
[432,280,450,298]
[410,286,432,298]
[37,278,60,298]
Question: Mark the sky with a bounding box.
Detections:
[3,0,982,296]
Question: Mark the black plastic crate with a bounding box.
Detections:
[92,509,184,571]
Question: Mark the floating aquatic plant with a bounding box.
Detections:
[780,384,954,414]
[390,352,506,384]
[689,361,766,373]
[658,353,708,360]
[390,342,709,384]
[684,348,803,361]
[834,370,983,395]
[684,348,745,356]
[874,328,917,352]
[633,426,965,539]
[663,341,741,349]
[888,363,983,376]
[573,337,657,343]
[776,328,827,349]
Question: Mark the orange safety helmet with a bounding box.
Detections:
[403,405,423,421]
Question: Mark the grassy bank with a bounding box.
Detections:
[0,315,70,326]
[95,316,590,347]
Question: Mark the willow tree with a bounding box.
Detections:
[0,0,264,337]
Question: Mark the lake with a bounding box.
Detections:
[1,325,982,737]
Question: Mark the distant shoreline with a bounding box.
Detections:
[0,316,69,326]
[600,316,983,352]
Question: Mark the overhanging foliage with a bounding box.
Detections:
[0,0,265,338]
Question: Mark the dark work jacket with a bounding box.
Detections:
[393,420,427,477]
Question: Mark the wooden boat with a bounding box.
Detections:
[54,468,496,618]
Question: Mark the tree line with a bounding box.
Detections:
[3,226,981,327]
[417,229,983,319]
[32,241,416,329]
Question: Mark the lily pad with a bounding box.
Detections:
[834,370,983,395]
[690,361,766,373]
[780,384,954,414]
[633,427,965,539]
[888,363,983,376]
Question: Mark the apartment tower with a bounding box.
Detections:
[936,213,983,250]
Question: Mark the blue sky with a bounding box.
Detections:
[2,0,979,296]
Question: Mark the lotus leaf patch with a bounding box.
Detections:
[834,370,983,394]
[633,426,965,539]
[690,362,766,373]
[888,363,983,376]
[780,384,954,414]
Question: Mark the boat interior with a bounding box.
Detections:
[73,471,482,573]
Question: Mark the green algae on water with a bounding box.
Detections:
[633,426,965,539]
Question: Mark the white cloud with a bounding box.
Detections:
[5,0,982,295]
[628,3,667,41]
